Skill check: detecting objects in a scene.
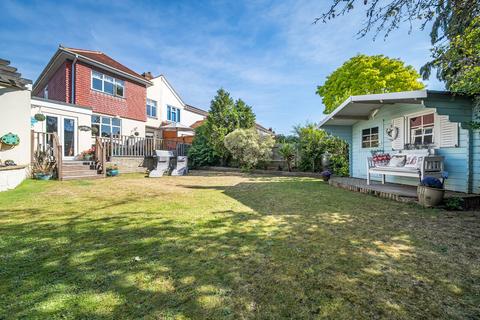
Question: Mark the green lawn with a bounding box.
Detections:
[0,173,479,319]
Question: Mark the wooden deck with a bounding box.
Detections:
[329,177,480,209]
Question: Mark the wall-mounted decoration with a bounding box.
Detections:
[34,113,46,122]
[385,125,399,140]
[1,133,20,147]
[78,125,92,132]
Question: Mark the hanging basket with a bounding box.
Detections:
[1,133,20,146]
[34,113,46,122]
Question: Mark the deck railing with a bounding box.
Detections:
[97,135,190,159]
[31,130,62,179]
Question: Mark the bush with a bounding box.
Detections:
[296,124,349,175]
[188,124,220,168]
[224,128,275,171]
[279,143,296,172]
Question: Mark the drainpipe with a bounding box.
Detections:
[71,55,78,104]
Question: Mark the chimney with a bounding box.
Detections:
[142,71,154,80]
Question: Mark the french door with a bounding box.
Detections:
[45,115,77,160]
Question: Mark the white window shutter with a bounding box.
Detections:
[438,115,459,148]
[391,117,405,150]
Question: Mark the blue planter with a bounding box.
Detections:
[107,169,119,177]
[34,173,52,180]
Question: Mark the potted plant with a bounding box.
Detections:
[106,164,119,177]
[34,113,46,122]
[32,150,55,180]
[80,147,95,161]
[417,173,448,207]
[320,170,332,182]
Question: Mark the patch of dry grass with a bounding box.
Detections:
[0,172,479,319]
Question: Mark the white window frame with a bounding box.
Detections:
[406,110,436,148]
[91,70,125,98]
[361,126,379,149]
[167,105,180,123]
[91,114,122,138]
[147,99,158,118]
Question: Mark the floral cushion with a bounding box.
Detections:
[387,155,406,167]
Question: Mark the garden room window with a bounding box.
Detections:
[91,71,125,97]
[361,127,379,148]
[91,115,122,138]
[147,99,157,118]
[409,113,434,145]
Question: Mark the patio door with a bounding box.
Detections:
[62,117,76,160]
[45,115,77,160]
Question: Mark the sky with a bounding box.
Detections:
[0,0,444,134]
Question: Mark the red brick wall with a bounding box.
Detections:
[74,62,146,122]
[34,61,71,102]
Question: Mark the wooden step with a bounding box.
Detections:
[61,174,104,181]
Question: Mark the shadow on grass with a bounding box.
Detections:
[0,178,479,319]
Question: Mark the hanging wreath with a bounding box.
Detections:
[385,125,399,140]
[1,133,20,146]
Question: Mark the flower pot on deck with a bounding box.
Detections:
[417,185,445,207]
[34,173,52,180]
[106,169,119,177]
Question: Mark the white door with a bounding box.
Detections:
[45,115,77,160]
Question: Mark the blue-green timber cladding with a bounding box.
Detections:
[323,94,475,193]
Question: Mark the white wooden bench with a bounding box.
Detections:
[367,154,444,185]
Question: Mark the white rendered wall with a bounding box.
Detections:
[0,85,31,166]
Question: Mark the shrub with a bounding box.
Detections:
[279,143,296,172]
[224,128,275,171]
[188,124,220,168]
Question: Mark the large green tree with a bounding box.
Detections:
[317,1,480,96]
[190,88,256,166]
[317,54,425,114]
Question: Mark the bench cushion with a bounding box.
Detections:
[370,166,419,174]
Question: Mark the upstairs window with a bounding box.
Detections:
[147,99,157,118]
[91,115,122,138]
[409,113,434,145]
[361,127,379,148]
[91,71,125,97]
[167,105,180,123]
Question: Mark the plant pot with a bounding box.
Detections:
[34,173,52,180]
[107,169,119,177]
[417,185,445,207]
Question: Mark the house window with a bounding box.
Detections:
[361,127,379,148]
[167,105,180,123]
[409,113,434,145]
[91,115,122,138]
[147,99,157,118]
[91,71,125,97]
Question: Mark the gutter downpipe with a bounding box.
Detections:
[71,55,78,104]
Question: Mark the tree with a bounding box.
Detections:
[316,1,480,87]
[317,54,425,114]
[295,123,349,175]
[224,128,275,171]
[188,124,219,168]
[279,143,296,172]
[203,89,256,165]
[422,17,480,96]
